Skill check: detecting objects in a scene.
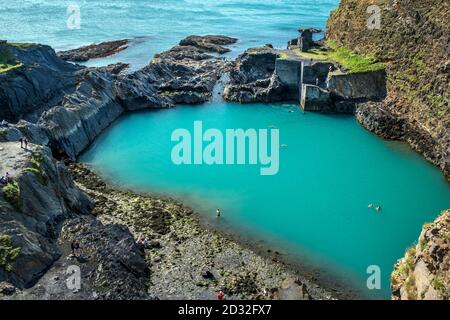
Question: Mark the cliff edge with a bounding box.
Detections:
[391,210,449,300]
[326,0,449,179]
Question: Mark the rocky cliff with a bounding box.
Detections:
[0,36,233,159]
[391,210,449,300]
[326,0,450,179]
[0,142,92,288]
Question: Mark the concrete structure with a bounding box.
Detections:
[328,70,387,100]
[300,84,331,111]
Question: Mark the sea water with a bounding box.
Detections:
[0,0,337,70]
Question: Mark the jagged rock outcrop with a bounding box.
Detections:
[391,210,449,300]
[326,0,450,179]
[0,142,92,288]
[148,44,233,104]
[57,39,129,62]
[60,217,150,300]
[0,44,81,122]
[179,35,238,54]
[0,36,234,159]
[224,47,292,103]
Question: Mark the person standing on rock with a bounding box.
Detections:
[71,241,80,257]
[218,290,224,300]
[326,65,334,90]
[24,137,28,150]
[20,137,24,149]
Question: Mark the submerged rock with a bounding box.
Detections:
[57,39,129,62]
[179,35,238,54]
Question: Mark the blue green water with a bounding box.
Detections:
[0,0,336,70]
[3,0,449,299]
[81,102,450,299]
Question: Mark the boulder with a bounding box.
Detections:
[179,35,237,54]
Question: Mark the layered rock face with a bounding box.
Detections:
[391,210,449,300]
[223,47,293,103]
[326,0,450,179]
[0,143,92,288]
[0,36,233,159]
[0,44,81,122]
[179,35,238,54]
[148,43,233,104]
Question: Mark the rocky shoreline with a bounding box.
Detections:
[2,162,338,300]
[0,5,449,299]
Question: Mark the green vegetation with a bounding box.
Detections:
[278,52,288,60]
[0,45,22,73]
[292,40,384,74]
[404,275,418,300]
[3,181,22,210]
[0,129,7,141]
[0,234,20,272]
[24,153,47,185]
[160,90,176,97]
[391,247,416,285]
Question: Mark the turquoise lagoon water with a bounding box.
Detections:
[81,102,450,299]
[2,0,449,299]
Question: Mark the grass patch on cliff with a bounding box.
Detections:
[0,46,22,73]
[293,40,384,74]
[391,247,416,286]
[0,234,20,272]
[3,181,22,211]
[23,153,47,185]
